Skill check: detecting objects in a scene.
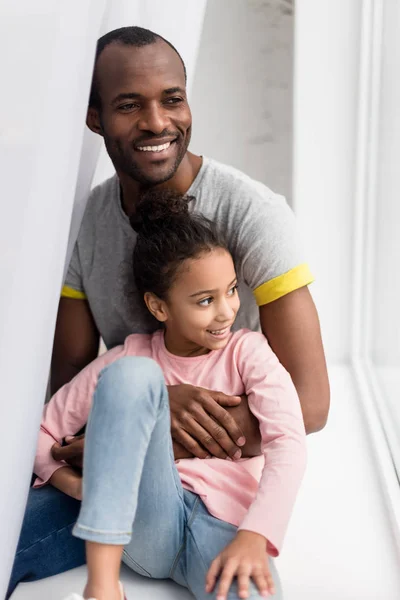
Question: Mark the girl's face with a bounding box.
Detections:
[146,248,240,356]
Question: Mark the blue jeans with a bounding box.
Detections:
[8,357,282,599]
[6,486,84,598]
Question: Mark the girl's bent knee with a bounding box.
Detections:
[96,356,165,402]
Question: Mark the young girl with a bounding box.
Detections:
[33,191,306,600]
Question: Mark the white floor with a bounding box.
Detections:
[11,366,400,600]
[375,366,400,474]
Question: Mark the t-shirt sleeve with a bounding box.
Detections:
[236,331,307,556]
[234,185,314,306]
[61,241,87,300]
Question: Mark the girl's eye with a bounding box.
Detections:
[198,297,213,307]
[227,284,238,296]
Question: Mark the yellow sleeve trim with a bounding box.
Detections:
[253,263,314,306]
[61,285,87,300]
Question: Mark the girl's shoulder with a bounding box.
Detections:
[226,328,276,367]
[123,331,158,356]
[228,328,269,349]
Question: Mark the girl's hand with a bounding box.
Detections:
[206,530,275,599]
[48,465,82,500]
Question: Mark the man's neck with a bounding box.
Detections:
[118,152,202,216]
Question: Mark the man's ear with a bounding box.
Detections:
[86,107,103,136]
[144,292,169,323]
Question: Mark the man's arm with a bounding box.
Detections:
[50,297,100,395]
[259,286,330,434]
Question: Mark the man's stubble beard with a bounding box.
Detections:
[104,127,192,187]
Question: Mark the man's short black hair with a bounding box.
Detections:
[89,26,187,109]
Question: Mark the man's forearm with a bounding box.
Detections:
[292,374,330,434]
[259,288,330,436]
[50,361,82,396]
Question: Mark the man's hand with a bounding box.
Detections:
[168,385,246,460]
[51,435,85,469]
[206,530,275,600]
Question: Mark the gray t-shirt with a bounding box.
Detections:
[64,157,311,349]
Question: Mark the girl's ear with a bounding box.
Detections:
[144,292,168,322]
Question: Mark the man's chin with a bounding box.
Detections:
[129,163,179,187]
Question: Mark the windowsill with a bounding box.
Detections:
[11,366,400,600]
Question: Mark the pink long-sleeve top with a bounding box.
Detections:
[34,329,306,556]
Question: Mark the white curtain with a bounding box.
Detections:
[0,0,207,595]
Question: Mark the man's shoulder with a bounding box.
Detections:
[200,157,287,208]
[84,174,118,216]
[77,174,119,242]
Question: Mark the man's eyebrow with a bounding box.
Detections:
[111,92,140,105]
[189,278,237,298]
[163,87,186,95]
[111,88,186,106]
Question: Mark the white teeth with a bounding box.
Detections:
[208,327,228,335]
[137,142,171,152]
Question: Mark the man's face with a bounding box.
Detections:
[93,40,192,185]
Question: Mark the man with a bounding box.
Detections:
[7,26,329,596]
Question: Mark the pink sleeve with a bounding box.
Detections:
[33,344,126,487]
[236,332,307,556]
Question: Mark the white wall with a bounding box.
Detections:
[0,2,108,594]
[372,1,400,367]
[191,0,365,364]
[190,0,294,202]
[293,0,362,363]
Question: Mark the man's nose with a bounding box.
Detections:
[137,104,169,134]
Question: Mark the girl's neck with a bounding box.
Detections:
[163,329,210,358]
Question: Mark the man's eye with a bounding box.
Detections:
[119,103,138,111]
[198,297,212,307]
[165,97,183,105]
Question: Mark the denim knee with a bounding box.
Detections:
[95,356,165,411]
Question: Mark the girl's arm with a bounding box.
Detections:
[236,330,307,556]
[34,344,126,487]
[206,330,307,599]
[48,465,82,500]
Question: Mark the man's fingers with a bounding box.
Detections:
[211,391,242,407]
[201,397,246,450]
[51,444,75,461]
[176,414,229,459]
[176,399,244,459]
[51,442,63,461]
[51,439,84,462]
[64,434,85,445]
[171,427,209,459]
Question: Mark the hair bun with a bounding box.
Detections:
[130,190,194,235]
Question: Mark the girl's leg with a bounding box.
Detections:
[73,356,186,599]
[182,498,283,600]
